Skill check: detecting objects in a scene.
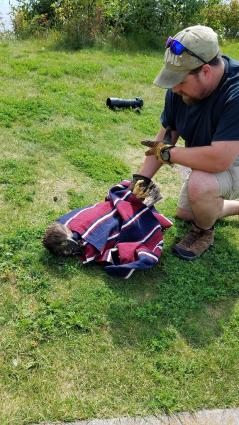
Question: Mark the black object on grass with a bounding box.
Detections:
[106,97,143,110]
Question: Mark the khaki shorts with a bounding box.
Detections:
[178,163,239,212]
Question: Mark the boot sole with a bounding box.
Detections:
[172,243,214,261]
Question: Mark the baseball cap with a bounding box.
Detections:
[154,25,219,89]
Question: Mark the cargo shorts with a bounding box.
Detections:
[178,161,239,212]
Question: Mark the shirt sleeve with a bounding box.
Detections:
[160,89,176,130]
[212,96,239,142]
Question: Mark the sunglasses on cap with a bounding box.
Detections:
[166,36,207,64]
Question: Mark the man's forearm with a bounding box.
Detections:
[138,155,163,179]
[170,143,238,173]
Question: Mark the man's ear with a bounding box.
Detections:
[202,64,212,80]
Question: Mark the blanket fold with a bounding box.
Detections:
[57,180,173,278]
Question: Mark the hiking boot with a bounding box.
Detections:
[172,223,215,260]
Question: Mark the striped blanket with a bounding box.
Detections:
[57,180,173,278]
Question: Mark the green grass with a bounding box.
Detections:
[0,37,239,425]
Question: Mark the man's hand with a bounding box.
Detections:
[141,140,164,159]
[132,179,152,200]
[141,126,175,164]
[129,174,162,206]
[141,140,174,164]
[128,174,152,199]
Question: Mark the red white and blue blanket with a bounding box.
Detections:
[57,180,173,278]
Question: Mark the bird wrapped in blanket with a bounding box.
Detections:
[43,222,84,257]
[43,179,162,257]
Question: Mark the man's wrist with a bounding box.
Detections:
[159,145,175,164]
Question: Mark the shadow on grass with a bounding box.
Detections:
[39,216,239,350]
[103,217,239,349]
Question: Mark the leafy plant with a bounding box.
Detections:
[11,0,239,48]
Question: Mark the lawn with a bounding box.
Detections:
[0,36,239,425]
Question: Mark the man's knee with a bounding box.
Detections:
[176,207,194,221]
[188,170,219,203]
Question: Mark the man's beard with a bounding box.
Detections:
[182,95,198,105]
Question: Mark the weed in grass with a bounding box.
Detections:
[0,159,37,205]
[19,127,83,153]
[16,300,91,341]
[67,189,90,209]
[69,148,130,183]
[0,97,53,127]
[63,62,103,78]
[9,59,40,75]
